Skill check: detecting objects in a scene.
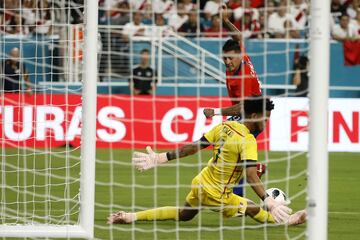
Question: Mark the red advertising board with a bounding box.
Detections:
[0,94,270,150]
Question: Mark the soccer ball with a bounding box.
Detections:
[266,188,291,205]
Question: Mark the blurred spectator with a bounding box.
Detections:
[33,0,54,35]
[146,13,172,37]
[122,12,146,38]
[130,0,150,10]
[289,0,308,31]
[0,13,5,34]
[182,0,196,12]
[141,2,154,25]
[179,10,204,37]
[228,0,242,10]
[284,19,301,38]
[154,0,175,19]
[168,2,188,31]
[22,0,36,32]
[5,14,25,34]
[203,0,220,16]
[257,14,270,39]
[234,10,260,39]
[202,0,220,30]
[331,0,347,23]
[332,14,358,41]
[130,49,157,95]
[352,10,360,38]
[268,2,295,38]
[68,0,84,24]
[204,14,227,37]
[264,0,276,17]
[347,0,359,19]
[155,13,166,26]
[103,1,130,26]
[233,0,259,24]
[0,47,32,93]
[292,55,309,97]
[251,0,264,8]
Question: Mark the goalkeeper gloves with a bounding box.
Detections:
[264,196,293,224]
[132,146,168,171]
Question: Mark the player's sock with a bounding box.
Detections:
[252,208,275,224]
[136,206,178,221]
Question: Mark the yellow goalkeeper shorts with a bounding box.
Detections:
[185,176,248,218]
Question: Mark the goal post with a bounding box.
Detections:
[79,0,99,238]
[0,0,98,238]
[308,0,330,239]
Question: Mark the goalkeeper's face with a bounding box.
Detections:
[253,111,271,135]
[223,50,242,72]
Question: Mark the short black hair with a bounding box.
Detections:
[243,97,274,116]
[140,49,150,54]
[222,39,241,53]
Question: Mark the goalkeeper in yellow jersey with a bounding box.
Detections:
[108,98,306,225]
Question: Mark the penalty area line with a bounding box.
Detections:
[328,211,360,215]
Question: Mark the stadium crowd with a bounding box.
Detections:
[97,0,360,41]
[0,0,359,41]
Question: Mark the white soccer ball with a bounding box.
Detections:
[266,188,291,205]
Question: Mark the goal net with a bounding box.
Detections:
[95,0,313,239]
[0,0,336,239]
[0,0,97,238]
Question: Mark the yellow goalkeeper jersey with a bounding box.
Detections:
[198,121,258,197]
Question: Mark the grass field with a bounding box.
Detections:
[1,149,360,239]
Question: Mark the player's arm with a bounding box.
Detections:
[221,4,242,43]
[133,136,211,172]
[245,162,267,200]
[166,136,210,160]
[203,103,242,118]
[246,163,292,223]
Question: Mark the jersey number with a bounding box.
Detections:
[213,138,225,166]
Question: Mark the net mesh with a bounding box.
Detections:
[0,0,312,239]
[0,0,84,228]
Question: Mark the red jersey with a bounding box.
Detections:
[226,54,262,105]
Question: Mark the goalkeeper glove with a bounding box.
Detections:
[132,146,168,172]
[264,196,292,224]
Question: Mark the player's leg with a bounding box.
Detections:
[134,202,200,222]
[178,202,199,221]
[107,203,198,224]
[108,180,201,224]
[223,194,306,225]
[107,206,178,224]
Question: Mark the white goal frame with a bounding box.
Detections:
[308,0,330,239]
[0,0,98,238]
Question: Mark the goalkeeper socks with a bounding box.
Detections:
[252,208,275,224]
[136,206,178,221]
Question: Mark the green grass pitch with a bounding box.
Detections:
[1,149,359,239]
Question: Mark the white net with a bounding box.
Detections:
[0,0,88,235]
[6,0,358,239]
[94,0,311,239]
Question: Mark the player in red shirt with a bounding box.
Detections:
[204,5,262,118]
[203,4,265,197]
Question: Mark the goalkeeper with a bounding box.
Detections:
[108,98,306,225]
